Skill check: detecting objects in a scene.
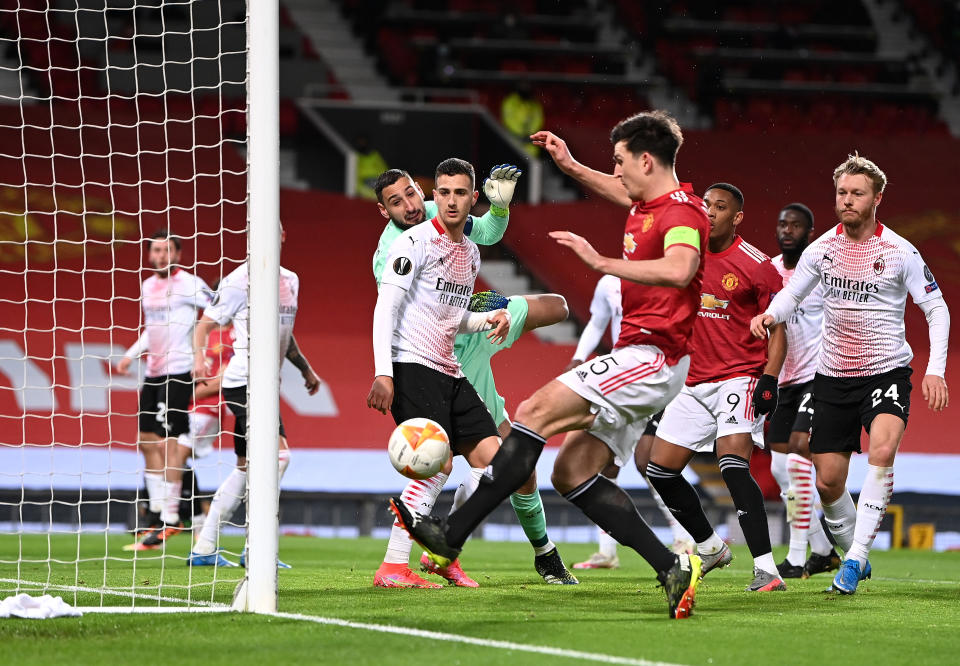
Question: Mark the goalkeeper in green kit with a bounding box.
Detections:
[371,165,579,588]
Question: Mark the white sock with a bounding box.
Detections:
[144,472,164,514]
[806,513,833,556]
[383,472,448,565]
[534,540,556,557]
[755,552,778,577]
[193,468,246,555]
[785,453,814,565]
[697,532,725,556]
[846,465,894,567]
[598,528,618,558]
[453,467,484,512]
[160,479,182,525]
[770,450,790,495]
[822,490,857,554]
[646,477,693,543]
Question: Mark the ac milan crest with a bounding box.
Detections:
[873,257,885,275]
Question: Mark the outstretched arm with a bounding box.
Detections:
[286,335,320,395]
[530,131,632,208]
[550,231,699,288]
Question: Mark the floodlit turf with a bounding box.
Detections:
[1,534,958,665]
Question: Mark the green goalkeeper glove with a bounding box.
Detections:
[483,164,522,217]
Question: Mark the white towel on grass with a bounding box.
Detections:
[0,593,82,619]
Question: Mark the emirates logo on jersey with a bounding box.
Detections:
[873,257,885,275]
[721,272,739,291]
[641,214,654,233]
[623,232,637,254]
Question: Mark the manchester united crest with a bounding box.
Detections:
[873,257,885,275]
[624,232,637,254]
[641,214,654,233]
[721,272,739,291]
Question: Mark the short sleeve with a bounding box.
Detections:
[379,230,423,291]
[500,296,529,350]
[194,275,213,309]
[204,271,246,325]
[753,259,783,311]
[661,204,706,253]
[902,243,942,304]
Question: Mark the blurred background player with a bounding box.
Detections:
[188,227,320,568]
[645,183,789,592]
[116,229,212,549]
[393,112,709,620]
[566,275,692,570]
[174,316,235,537]
[753,154,950,594]
[370,161,577,587]
[766,203,841,579]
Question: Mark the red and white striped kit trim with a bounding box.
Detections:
[598,353,665,395]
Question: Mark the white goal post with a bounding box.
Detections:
[0,0,280,613]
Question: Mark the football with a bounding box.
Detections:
[387,417,451,480]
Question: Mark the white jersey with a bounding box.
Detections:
[380,217,481,377]
[574,274,623,360]
[203,263,299,389]
[772,254,823,386]
[767,223,942,378]
[139,269,211,377]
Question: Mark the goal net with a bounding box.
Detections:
[0,0,279,612]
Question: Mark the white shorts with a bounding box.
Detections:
[557,345,690,467]
[176,411,221,459]
[656,376,764,452]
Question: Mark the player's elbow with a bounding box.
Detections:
[664,263,698,289]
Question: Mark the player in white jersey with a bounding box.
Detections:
[568,274,693,570]
[187,228,321,568]
[752,154,950,594]
[765,203,841,580]
[115,230,212,549]
[368,158,513,568]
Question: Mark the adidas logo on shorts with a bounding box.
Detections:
[576,370,588,381]
[725,415,738,424]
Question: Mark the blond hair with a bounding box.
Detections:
[833,152,887,194]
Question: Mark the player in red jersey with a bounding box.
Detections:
[391,111,709,619]
[644,183,790,592]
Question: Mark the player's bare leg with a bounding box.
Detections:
[635,433,693,554]
[828,414,903,593]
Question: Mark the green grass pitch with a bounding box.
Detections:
[1,534,958,665]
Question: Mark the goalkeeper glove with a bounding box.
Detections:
[752,374,779,418]
[483,164,522,217]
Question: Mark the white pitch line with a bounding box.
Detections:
[0,578,232,609]
[265,610,689,666]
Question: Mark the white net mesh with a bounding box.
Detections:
[0,0,251,609]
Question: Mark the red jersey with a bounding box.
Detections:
[193,326,235,417]
[686,236,782,385]
[617,183,710,365]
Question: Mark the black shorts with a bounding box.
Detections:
[642,410,665,438]
[391,362,498,454]
[222,386,287,458]
[766,381,814,444]
[138,372,192,437]
[810,368,912,455]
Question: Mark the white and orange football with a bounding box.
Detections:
[387,417,451,480]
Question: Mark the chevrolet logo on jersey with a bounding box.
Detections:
[701,293,729,310]
[623,232,636,254]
